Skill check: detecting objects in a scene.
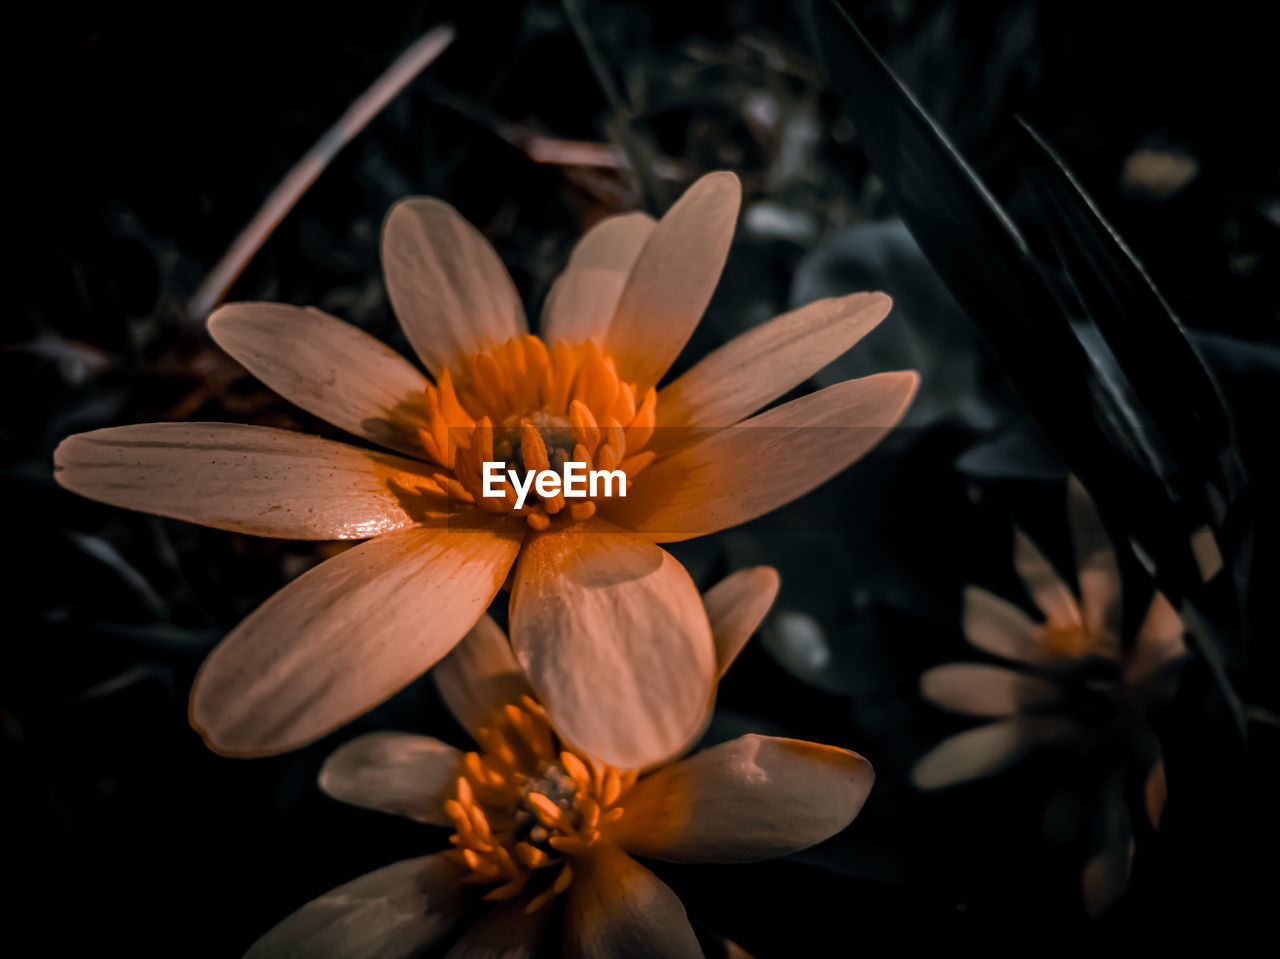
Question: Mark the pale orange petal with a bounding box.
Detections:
[433,614,535,745]
[382,197,526,377]
[911,716,1077,791]
[190,519,522,756]
[318,732,462,825]
[608,735,873,863]
[703,566,780,678]
[563,845,702,959]
[208,302,432,458]
[442,900,548,959]
[508,520,715,770]
[1013,530,1083,635]
[243,853,464,959]
[962,586,1058,667]
[1124,591,1187,685]
[654,292,892,447]
[53,423,445,540]
[920,663,1060,717]
[1067,476,1122,653]
[541,212,656,346]
[605,172,741,391]
[607,372,918,543]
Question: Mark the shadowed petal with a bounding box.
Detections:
[911,716,1077,790]
[191,519,523,756]
[433,614,535,745]
[608,372,918,543]
[244,853,465,959]
[508,520,715,770]
[54,423,445,540]
[1067,476,1122,653]
[703,566,780,678]
[542,212,656,346]
[608,735,874,863]
[382,197,526,377]
[962,586,1059,667]
[1124,591,1186,685]
[1013,530,1083,636]
[605,172,741,391]
[442,900,548,959]
[920,663,1060,717]
[319,732,462,825]
[209,303,432,458]
[563,845,702,959]
[654,292,892,445]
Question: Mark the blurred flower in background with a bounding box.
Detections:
[246,567,874,957]
[913,477,1187,915]
[54,170,917,771]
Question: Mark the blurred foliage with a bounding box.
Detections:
[6,0,1277,955]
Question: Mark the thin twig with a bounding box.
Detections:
[188,24,456,321]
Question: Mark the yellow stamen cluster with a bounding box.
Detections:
[443,696,636,913]
[415,336,657,530]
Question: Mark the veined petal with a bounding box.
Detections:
[654,292,892,446]
[911,716,1077,791]
[563,845,702,959]
[608,735,873,863]
[442,900,548,959]
[1067,476,1122,654]
[508,520,715,770]
[209,303,432,458]
[703,566,780,678]
[243,853,464,959]
[319,732,462,825]
[607,372,918,543]
[382,197,527,378]
[605,172,741,391]
[541,212,656,346]
[1013,530,1083,636]
[191,519,523,756]
[919,663,1060,717]
[433,614,535,745]
[54,423,445,540]
[962,586,1058,668]
[1124,591,1186,686]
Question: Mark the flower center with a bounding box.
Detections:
[1042,622,1096,660]
[415,336,657,530]
[443,696,636,913]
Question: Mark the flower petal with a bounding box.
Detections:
[541,212,656,346]
[654,292,892,445]
[318,732,462,825]
[208,303,432,458]
[382,197,526,377]
[607,372,918,543]
[911,716,1077,791]
[243,853,464,959]
[605,172,741,391]
[962,586,1058,667]
[919,663,1060,717]
[54,423,445,540]
[563,845,702,959]
[1067,476,1122,653]
[433,614,535,745]
[1124,590,1187,686]
[702,566,780,678]
[442,900,548,959]
[1013,530,1083,635]
[508,520,715,770]
[608,734,873,863]
[191,519,522,756]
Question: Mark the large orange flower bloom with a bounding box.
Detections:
[244,568,875,958]
[54,171,917,768]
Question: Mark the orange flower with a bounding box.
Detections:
[912,478,1187,915]
[243,569,875,958]
[54,171,917,768]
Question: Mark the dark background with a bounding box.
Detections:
[6,1,1277,954]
